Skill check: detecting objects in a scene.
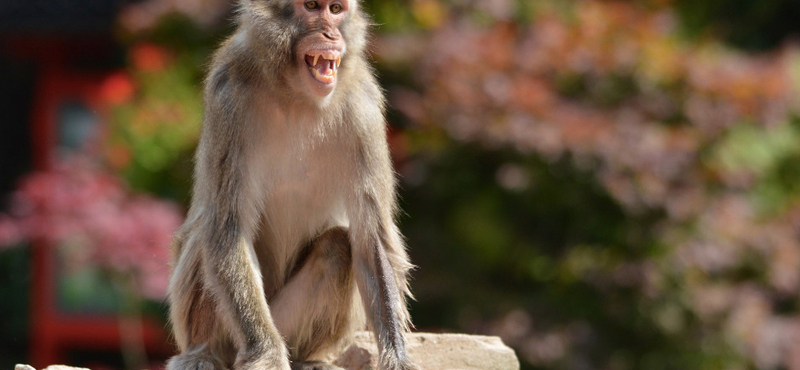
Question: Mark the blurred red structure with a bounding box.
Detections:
[0,2,175,366]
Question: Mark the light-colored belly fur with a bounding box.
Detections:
[250,105,353,287]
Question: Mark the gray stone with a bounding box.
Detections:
[16,332,520,370]
[16,366,90,370]
[335,332,520,370]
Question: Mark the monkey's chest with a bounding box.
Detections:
[259,140,352,250]
[268,162,327,209]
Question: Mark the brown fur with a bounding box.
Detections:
[165,1,416,369]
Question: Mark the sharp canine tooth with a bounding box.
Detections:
[336,57,341,67]
[313,54,320,66]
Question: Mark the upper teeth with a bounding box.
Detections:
[309,51,340,67]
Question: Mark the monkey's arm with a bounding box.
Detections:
[347,96,416,370]
[192,62,290,369]
[349,209,415,370]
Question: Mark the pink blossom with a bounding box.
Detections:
[0,158,183,299]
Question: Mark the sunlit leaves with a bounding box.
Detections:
[105,42,203,199]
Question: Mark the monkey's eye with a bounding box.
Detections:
[330,3,342,13]
[304,1,318,10]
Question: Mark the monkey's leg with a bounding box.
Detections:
[167,243,233,370]
[269,227,362,370]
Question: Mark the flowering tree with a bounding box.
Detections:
[374,1,800,369]
[0,157,181,300]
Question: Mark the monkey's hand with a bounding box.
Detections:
[290,361,344,370]
[379,357,420,370]
[396,361,420,370]
[234,346,291,370]
[236,357,291,370]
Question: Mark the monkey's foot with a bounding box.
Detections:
[290,361,343,370]
[166,352,227,370]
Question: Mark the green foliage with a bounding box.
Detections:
[106,14,230,203]
[109,56,201,201]
[711,120,800,214]
[399,139,730,370]
[375,1,800,369]
[675,0,800,50]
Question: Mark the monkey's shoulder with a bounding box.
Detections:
[337,73,385,124]
[204,58,260,100]
[204,35,267,98]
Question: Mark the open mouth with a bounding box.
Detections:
[304,50,341,84]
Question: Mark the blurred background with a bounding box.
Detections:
[2,0,800,369]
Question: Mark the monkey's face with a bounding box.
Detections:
[293,0,349,99]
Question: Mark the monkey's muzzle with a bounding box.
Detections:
[305,50,341,84]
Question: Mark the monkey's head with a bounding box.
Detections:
[239,0,369,103]
[293,0,349,98]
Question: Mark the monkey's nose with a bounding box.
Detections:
[322,30,339,41]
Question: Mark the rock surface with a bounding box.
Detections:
[16,332,519,370]
[16,366,89,370]
[335,332,519,370]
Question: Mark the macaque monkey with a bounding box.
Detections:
[165,0,417,369]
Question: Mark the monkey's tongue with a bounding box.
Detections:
[305,55,337,84]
